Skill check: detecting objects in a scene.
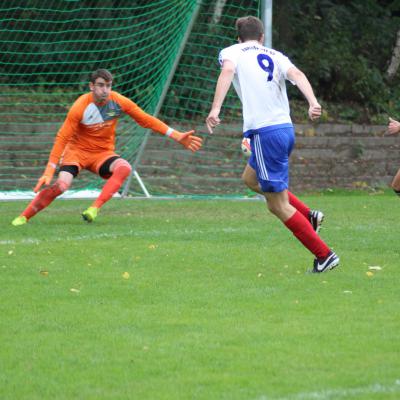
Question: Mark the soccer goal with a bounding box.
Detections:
[0,0,262,200]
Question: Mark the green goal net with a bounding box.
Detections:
[147,0,261,197]
[0,0,261,199]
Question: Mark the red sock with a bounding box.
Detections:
[284,210,330,259]
[287,191,310,218]
[93,160,131,208]
[22,181,67,220]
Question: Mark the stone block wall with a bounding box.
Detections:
[137,123,398,194]
[290,123,397,191]
[2,122,397,194]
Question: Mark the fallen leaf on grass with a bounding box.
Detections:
[366,271,374,277]
[122,272,130,279]
[368,266,382,271]
[40,270,48,276]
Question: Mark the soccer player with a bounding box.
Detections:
[206,16,339,273]
[387,117,400,195]
[12,69,202,225]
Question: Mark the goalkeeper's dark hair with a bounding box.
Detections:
[90,69,113,83]
[236,16,264,42]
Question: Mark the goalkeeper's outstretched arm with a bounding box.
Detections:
[118,93,203,152]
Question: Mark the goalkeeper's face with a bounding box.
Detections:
[90,78,112,103]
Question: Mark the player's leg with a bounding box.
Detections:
[82,156,132,222]
[287,191,324,233]
[253,127,338,272]
[264,190,338,272]
[264,190,327,255]
[242,163,262,193]
[11,169,75,225]
[243,142,323,232]
[391,168,400,196]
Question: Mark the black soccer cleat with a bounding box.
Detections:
[309,210,324,233]
[312,251,340,273]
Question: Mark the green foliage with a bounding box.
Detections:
[275,0,400,120]
[2,0,399,123]
[162,0,400,123]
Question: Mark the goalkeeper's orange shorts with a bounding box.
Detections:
[61,147,119,176]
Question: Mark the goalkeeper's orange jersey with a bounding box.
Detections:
[48,91,169,165]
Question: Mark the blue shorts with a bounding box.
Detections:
[247,124,295,193]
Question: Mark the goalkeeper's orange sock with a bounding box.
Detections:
[92,159,131,209]
[284,210,330,259]
[287,191,310,218]
[22,180,69,220]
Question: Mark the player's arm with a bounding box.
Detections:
[118,94,202,152]
[206,59,235,134]
[287,66,321,121]
[388,117,400,135]
[34,108,79,192]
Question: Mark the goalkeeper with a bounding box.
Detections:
[12,69,202,225]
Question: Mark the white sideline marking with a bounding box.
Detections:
[0,190,265,202]
[0,190,110,200]
[1,226,257,246]
[255,380,400,400]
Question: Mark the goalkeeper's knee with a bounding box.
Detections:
[52,180,70,195]
[112,159,132,180]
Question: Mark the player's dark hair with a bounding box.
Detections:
[90,69,113,83]
[236,16,264,42]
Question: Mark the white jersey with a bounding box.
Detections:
[219,41,295,134]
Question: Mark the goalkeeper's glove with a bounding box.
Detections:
[168,129,203,152]
[34,162,57,192]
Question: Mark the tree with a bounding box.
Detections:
[387,29,400,80]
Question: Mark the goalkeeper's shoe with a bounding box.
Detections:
[312,251,339,273]
[11,216,28,226]
[82,207,99,223]
[309,210,324,233]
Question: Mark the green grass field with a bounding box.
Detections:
[1,193,399,400]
